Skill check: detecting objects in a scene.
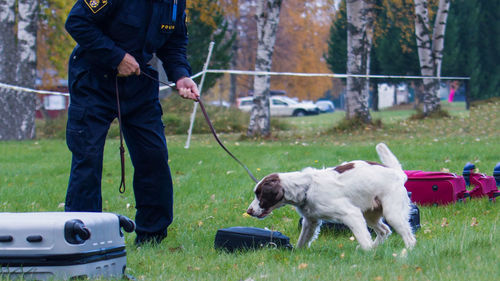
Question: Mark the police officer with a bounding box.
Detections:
[64,0,199,245]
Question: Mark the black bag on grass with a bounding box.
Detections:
[214,227,293,252]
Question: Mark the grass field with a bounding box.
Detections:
[0,100,499,280]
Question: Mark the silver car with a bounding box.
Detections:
[237,96,319,117]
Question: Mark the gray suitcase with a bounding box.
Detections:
[0,212,135,280]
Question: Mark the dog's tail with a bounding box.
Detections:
[376,143,402,170]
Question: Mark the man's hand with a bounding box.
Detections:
[117,53,140,77]
[176,77,200,101]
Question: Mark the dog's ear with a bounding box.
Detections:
[282,172,312,204]
[257,174,285,209]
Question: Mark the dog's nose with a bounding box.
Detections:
[246,208,254,216]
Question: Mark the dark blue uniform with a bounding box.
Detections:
[64,0,190,243]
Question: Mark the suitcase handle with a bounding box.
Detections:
[0,235,13,242]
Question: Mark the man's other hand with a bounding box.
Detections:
[117,53,140,77]
[176,77,200,101]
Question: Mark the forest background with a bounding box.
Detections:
[34,0,499,105]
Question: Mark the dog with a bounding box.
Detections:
[246,143,416,250]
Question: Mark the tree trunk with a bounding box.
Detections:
[229,22,239,106]
[0,0,17,84]
[247,0,282,137]
[345,0,374,122]
[0,0,39,140]
[17,0,38,86]
[371,80,379,111]
[0,88,37,140]
[413,0,450,115]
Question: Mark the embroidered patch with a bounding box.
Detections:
[84,0,108,14]
[160,24,175,33]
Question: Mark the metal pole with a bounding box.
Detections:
[185,41,215,149]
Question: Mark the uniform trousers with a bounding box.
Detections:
[65,67,172,237]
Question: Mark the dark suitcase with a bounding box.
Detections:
[463,163,500,201]
[0,212,135,280]
[214,227,293,252]
[404,170,470,205]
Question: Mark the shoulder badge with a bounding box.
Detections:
[84,0,108,14]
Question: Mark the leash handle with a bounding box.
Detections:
[115,77,126,193]
[141,71,259,183]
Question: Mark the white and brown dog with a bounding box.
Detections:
[246,143,416,250]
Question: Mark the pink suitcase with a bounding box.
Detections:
[467,173,500,201]
[463,162,500,201]
[404,170,470,206]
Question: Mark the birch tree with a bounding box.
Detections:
[0,0,38,140]
[247,0,282,137]
[0,0,17,84]
[345,0,375,122]
[413,0,450,115]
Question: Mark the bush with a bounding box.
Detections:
[161,95,250,135]
[35,95,292,138]
[331,116,382,133]
[410,108,451,120]
[36,115,67,139]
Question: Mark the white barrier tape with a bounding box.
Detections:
[204,69,471,80]
[0,82,69,96]
[159,71,204,91]
[0,71,205,96]
[0,70,470,97]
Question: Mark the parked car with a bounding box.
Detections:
[208,100,230,108]
[237,96,319,117]
[315,100,335,113]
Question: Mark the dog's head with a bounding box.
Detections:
[246,174,285,218]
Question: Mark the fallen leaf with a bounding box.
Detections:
[440,218,448,227]
[400,248,408,258]
[298,263,308,269]
[168,246,184,253]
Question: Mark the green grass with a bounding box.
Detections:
[0,100,499,280]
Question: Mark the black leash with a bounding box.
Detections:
[115,76,126,193]
[141,71,259,184]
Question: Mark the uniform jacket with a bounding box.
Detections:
[65,0,191,84]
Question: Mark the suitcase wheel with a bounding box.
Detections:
[118,215,136,233]
[64,219,91,244]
